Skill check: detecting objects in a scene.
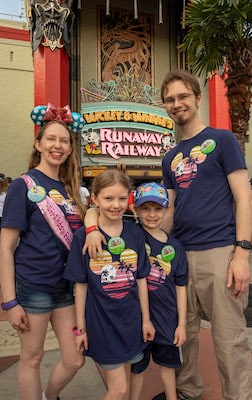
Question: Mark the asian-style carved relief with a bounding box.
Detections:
[99,8,153,87]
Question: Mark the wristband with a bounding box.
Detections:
[1,298,19,311]
[72,326,86,336]
[85,225,99,235]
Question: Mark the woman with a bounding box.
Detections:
[0,119,86,400]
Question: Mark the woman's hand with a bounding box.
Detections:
[7,305,30,334]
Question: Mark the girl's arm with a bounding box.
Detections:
[173,285,187,347]
[137,277,155,342]
[82,207,106,258]
[0,227,30,333]
[74,282,88,351]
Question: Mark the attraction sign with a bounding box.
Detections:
[80,101,176,176]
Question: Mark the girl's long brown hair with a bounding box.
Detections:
[28,120,86,222]
[91,169,132,196]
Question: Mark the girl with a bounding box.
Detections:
[0,119,86,400]
[64,169,155,400]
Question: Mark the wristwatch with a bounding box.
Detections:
[235,240,252,250]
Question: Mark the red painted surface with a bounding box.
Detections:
[0,26,30,41]
[34,46,69,107]
[208,73,231,131]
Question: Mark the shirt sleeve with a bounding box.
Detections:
[1,177,30,231]
[64,228,88,283]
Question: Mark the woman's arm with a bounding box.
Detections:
[0,227,30,333]
[82,207,106,258]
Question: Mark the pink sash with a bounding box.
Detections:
[22,174,73,250]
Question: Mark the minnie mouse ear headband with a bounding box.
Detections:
[30,103,85,133]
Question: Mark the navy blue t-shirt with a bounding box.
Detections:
[2,169,82,292]
[162,127,246,250]
[143,229,188,345]
[64,221,151,365]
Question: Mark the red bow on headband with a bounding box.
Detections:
[43,103,73,123]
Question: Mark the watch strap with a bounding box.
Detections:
[235,240,252,250]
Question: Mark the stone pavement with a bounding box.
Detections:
[0,318,251,400]
[0,255,252,399]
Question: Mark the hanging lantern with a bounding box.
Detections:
[182,0,186,29]
[133,0,138,19]
[106,0,110,16]
[159,0,163,24]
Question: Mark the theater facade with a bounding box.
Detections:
[23,0,232,183]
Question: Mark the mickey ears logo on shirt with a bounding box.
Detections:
[30,103,85,133]
[89,249,138,299]
[170,140,216,188]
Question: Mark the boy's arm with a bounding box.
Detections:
[82,207,106,258]
[173,285,187,347]
[137,277,155,342]
[74,282,88,351]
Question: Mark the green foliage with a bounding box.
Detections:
[179,0,252,76]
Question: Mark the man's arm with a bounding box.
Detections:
[227,169,251,297]
[160,188,176,233]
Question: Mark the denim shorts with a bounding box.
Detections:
[99,352,144,371]
[16,281,74,314]
[131,343,182,373]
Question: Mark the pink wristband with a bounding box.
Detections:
[72,326,86,336]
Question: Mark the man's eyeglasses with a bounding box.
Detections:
[164,93,195,106]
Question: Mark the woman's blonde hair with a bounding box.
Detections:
[28,120,86,222]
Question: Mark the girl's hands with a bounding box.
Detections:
[75,332,88,352]
[142,320,156,342]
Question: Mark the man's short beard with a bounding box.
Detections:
[176,116,187,126]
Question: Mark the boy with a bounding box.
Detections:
[130,182,188,400]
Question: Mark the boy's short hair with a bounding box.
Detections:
[135,182,169,208]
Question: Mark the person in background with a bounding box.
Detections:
[130,182,188,400]
[157,69,252,400]
[124,189,138,222]
[79,182,90,207]
[64,169,155,400]
[0,174,10,230]
[0,114,86,400]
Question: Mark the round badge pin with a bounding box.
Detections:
[161,245,175,262]
[108,236,126,255]
[27,185,46,203]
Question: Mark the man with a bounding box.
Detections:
[155,70,252,400]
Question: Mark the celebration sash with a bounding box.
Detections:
[21,174,73,251]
